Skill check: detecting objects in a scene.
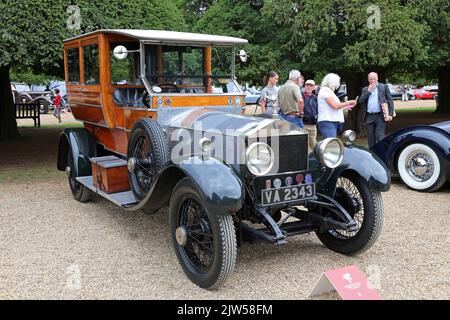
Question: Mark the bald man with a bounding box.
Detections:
[359,72,394,149]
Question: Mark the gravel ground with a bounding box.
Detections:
[0,126,449,300]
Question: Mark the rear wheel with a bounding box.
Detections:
[316,172,383,256]
[67,151,92,202]
[397,143,446,192]
[170,178,237,289]
[127,118,169,201]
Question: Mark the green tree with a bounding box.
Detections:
[263,0,427,131]
[179,0,218,27]
[408,0,450,114]
[0,0,187,141]
[195,0,293,85]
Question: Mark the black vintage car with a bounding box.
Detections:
[57,29,391,289]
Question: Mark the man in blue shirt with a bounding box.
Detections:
[359,72,395,148]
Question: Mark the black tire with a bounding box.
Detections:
[38,100,50,114]
[316,172,383,256]
[127,118,169,201]
[67,151,91,203]
[169,178,237,289]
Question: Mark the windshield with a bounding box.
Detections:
[140,44,239,94]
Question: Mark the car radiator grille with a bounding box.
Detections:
[248,134,309,174]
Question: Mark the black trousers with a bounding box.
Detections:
[365,112,386,149]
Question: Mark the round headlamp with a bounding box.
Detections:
[315,138,344,168]
[342,130,356,145]
[246,142,274,176]
[199,137,212,152]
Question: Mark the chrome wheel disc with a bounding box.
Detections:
[406,151,434,182]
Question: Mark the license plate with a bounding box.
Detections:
[261,183,315,206]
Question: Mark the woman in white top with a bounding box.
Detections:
[317,73,356,138]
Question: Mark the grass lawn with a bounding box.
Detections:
[396,106,437,113]
[0,166,63,183]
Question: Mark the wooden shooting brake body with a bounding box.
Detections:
[63,29,248,156]
[59,30,390,290]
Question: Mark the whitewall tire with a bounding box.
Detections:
[397,143,446,192]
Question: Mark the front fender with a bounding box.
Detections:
[57,128,97,177]
[176,156,245,216]
[316,145,391,197]
[34,96,52,104]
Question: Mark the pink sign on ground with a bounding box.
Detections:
[309,265,381,300]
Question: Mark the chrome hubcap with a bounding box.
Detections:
[406,152,434,182]
[176,227,188,246]
[127,157,137,173]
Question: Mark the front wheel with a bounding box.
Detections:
[169,178,237,289]
[397,143,446,192]
[316,172,383,256]
[38,100,50,114]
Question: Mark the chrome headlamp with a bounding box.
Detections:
[314,138,345,168]
[342,130,356,145]
[246,142,274,176]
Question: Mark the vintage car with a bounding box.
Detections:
[11,82,55,114]
[372,121,450,192]
[57,29,390,289]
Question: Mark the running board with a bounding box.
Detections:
[76,176,138,207]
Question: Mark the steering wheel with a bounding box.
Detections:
[158,83,180,93]
[142,90,151,108]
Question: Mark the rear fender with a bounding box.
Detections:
[57,128,97,177]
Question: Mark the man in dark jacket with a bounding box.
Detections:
[359,72,394,149]
[302,79,318,153]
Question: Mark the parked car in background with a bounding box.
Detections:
[372,121,450,192]
[412,89,437,100]
[10,80,70,114]
[244,90,261,105]
[11,82,54,114]
[388,84,415,101]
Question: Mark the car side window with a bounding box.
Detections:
[83,44,100,85]
[67,48,80,84]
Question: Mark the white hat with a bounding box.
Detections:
[305,79,316,86]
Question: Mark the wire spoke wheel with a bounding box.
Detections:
[315,172,383,256]
[178,198,214,272]
[127,118,169,201]
[130,135,155,195]
[170,178,236,289]
[329,176,365,239]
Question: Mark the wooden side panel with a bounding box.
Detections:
[124,109,157,132]
[99,33,116,128]
[204,47,212,93]
[85,123,128,155]
[68,85,106,127]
